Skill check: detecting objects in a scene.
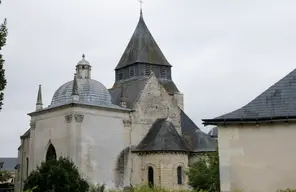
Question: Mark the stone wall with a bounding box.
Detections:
[130,153,188,190]
[219,122,296,192]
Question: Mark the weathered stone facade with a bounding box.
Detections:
[15,10,216,191]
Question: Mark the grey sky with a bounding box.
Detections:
[1,0,296,157]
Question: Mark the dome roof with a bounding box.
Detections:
[51,78,114,108]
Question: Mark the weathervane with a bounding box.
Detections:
[138,0,143,11]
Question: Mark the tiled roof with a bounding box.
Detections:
[133,118,189,152]
[181,110,217,152]
[203,68,296,124]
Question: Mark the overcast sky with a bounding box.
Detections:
[1,0,296,157]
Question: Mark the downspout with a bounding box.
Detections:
[128,113,133,186]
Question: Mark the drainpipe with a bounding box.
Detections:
[128,113,133,186]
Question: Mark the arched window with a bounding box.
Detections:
[46,144,57,161]
[148,166,154,188]
[26,157,29,177]
[177,166,183,185]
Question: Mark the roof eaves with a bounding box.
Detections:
[202,115,296,126]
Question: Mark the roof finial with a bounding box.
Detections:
[82,53,85,60]
[138,0,143,16]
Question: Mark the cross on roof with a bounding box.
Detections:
[138,0,143,11]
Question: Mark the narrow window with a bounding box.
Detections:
[46,144,57,161]
[26,157,29,177]
[177,166,182,184]
[129,66,135,77]
[148,166,154,188]
[160,67,167,78]
[145,64,151,76]
[118,70,124,80]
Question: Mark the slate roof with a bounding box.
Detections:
[133,118,189,152]
[203,68,296,125]
[0,158,17,171]
[181,110,217,153]
[208,127,218,138]
[109,77,179,109]
[115,11,171,70]
[109,77,149,109]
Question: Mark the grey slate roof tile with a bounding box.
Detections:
[204,68,296,122]
[181,110,217,152]
[133,118,189,152]
[0,158,17,171]
[115,12,171,70]
[109,77,149,109]
[109,77,179,108]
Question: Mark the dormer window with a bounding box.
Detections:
[145,64,151,76]
[118,70,124,80]
[160,67,167,79]
[129,66,135,77]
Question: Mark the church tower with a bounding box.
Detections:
[112,10,183,109]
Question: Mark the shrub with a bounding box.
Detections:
[24,157,89,192]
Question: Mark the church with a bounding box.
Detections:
[14,10,217,191]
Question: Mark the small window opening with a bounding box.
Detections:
[26,157,29,177]
[177,166,182,185]
[148,166,154,188]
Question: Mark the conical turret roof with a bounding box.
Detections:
[115,11,171,70]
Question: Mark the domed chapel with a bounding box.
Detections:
[14,10,217,191]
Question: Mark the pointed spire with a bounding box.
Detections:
[115,7,171,70]
[36,85,43,111]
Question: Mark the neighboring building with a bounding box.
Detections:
[203,68,296,192]
[0,158,17,192]
[15,10,216,191]
[208,127,218,140]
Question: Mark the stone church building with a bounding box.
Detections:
[14,11,216,191]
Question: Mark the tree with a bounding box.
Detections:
[23,157,89,192]
[0,1,7,110]
[187,149,220,192]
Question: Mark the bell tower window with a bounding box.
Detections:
[160,67,167,78]
[145,64,151,76]
[129,66,135,77]
[118,70,124,80]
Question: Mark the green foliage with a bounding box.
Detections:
[187,150,220,192]
[277,189,296,192]
[0,170,12,182]
[23,157,89,192]
[108,185,206,192]
[89,183,106,192]
[0,1,7,110]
